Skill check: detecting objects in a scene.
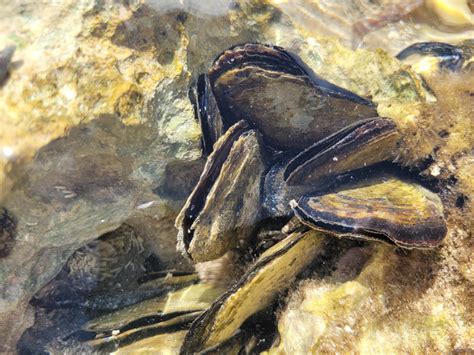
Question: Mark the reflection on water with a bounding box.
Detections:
[146,0,237,16]
[0,1,472,353]
[271,0,474,54]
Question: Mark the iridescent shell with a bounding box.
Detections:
[291,177,447,248]
[262,117,399,219]
[83,282,221,352]
[209,43,378,150]
[284,117,399,186]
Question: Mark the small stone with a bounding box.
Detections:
[430,164,441,177]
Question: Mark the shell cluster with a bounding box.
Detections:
[177,43,446,263]
[173,43,448,352]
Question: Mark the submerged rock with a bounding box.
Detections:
[270,0,474,54]
[0,0,472,353]
[270,243,471,353]
[0,0,272,351]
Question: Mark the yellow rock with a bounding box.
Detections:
[270,245,472,353]
[0,4,197,201]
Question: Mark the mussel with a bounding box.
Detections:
[192,43,378,151]
[176,121,266,262]
[82,282,222,352]
[189,74,226,157]
[396,40,474,72]
[262,117,399,218]
[0,45,15,84]
[181,230,325,353]
[290,176,447,248]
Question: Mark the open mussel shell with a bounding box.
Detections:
[180,230,325,353]
[176,121,266,262]
[209,43,378,150]
[291,177,447,248]
[284,117,399,186]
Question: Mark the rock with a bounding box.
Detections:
[0,0,472,352]
[270,241,472,353]
[0,1,274,351]
[269,0,474,55]
[31,224,152,310]
[0,208,16,258]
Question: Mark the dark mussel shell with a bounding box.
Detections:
[189,74,226,156]
[176,121,250,257]
[284,117,399,186]
[396,41,466,71]
[0,45,15,84]
[290,177,447,248]
[176,121,266,262]
[81,282,221,352]
[261,117,399,219]
[262,152,308,219]
[208,43,378,150]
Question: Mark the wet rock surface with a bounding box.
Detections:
[0,0,472,353]
[0,1,271,351]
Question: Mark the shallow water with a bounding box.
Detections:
[0,1,473,354]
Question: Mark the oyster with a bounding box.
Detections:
[209,43,378,150]
[290,177,447,248]
[176,121,266,262]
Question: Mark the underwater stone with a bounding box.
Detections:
[0,0,472,353]
[0,1,276,351]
